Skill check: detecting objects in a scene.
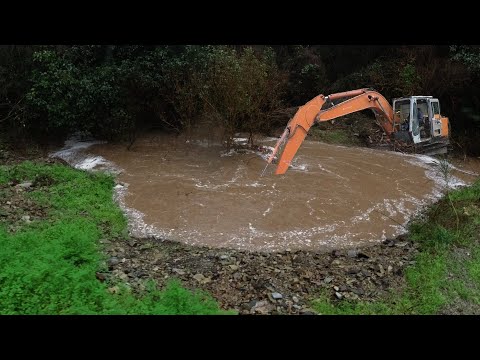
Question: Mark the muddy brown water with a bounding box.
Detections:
[53,133,480,252]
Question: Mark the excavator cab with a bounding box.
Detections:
[392,96,449,151]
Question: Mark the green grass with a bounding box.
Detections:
[0,162,230,315]
[313,180,480,315]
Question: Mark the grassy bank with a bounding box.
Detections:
[313,179,480,315]
[0,161,229,314]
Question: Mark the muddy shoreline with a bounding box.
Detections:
[101,233,419,314]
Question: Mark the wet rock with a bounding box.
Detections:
[18,182,33,189]
[252,280,266,290]
[108,286,120,294]
[172,268,186,275]
[271,292,283,300]
[118,272,129,281]
[350,293,360,301]
[378,264,385,276]
[383,239,395,247]
[361,269,371,277]
[252,301,273,315]
[302,270,313,279]
[347,249,359,258]
[135,271,148,278]
[108,257,120,268]
[300,308,316,315]
[95,272,107,282]
[352,287,365,295]
[324,276,334,284]
[193,273,211,284]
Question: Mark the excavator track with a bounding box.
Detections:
[370,137,450,156]
[414,137,450,156]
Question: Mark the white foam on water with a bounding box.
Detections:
[259,137,282,143]
[404,153,467,190]
[318,164,349,181]
[220,148,257,157]
[306,197,317,216]
[76,156,107,170]
[233,137,249,144]
[50,135,120,173]
[245,181,266,188]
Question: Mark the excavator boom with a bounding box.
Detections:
[268,88,394,175]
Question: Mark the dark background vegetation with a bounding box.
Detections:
[1,45,479,155]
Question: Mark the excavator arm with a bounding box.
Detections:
[267,88,394,175]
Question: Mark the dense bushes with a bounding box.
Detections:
[18,45,285,148]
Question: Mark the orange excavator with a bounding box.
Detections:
[266,88,450,175]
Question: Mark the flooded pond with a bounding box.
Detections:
[52,132,480,252]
